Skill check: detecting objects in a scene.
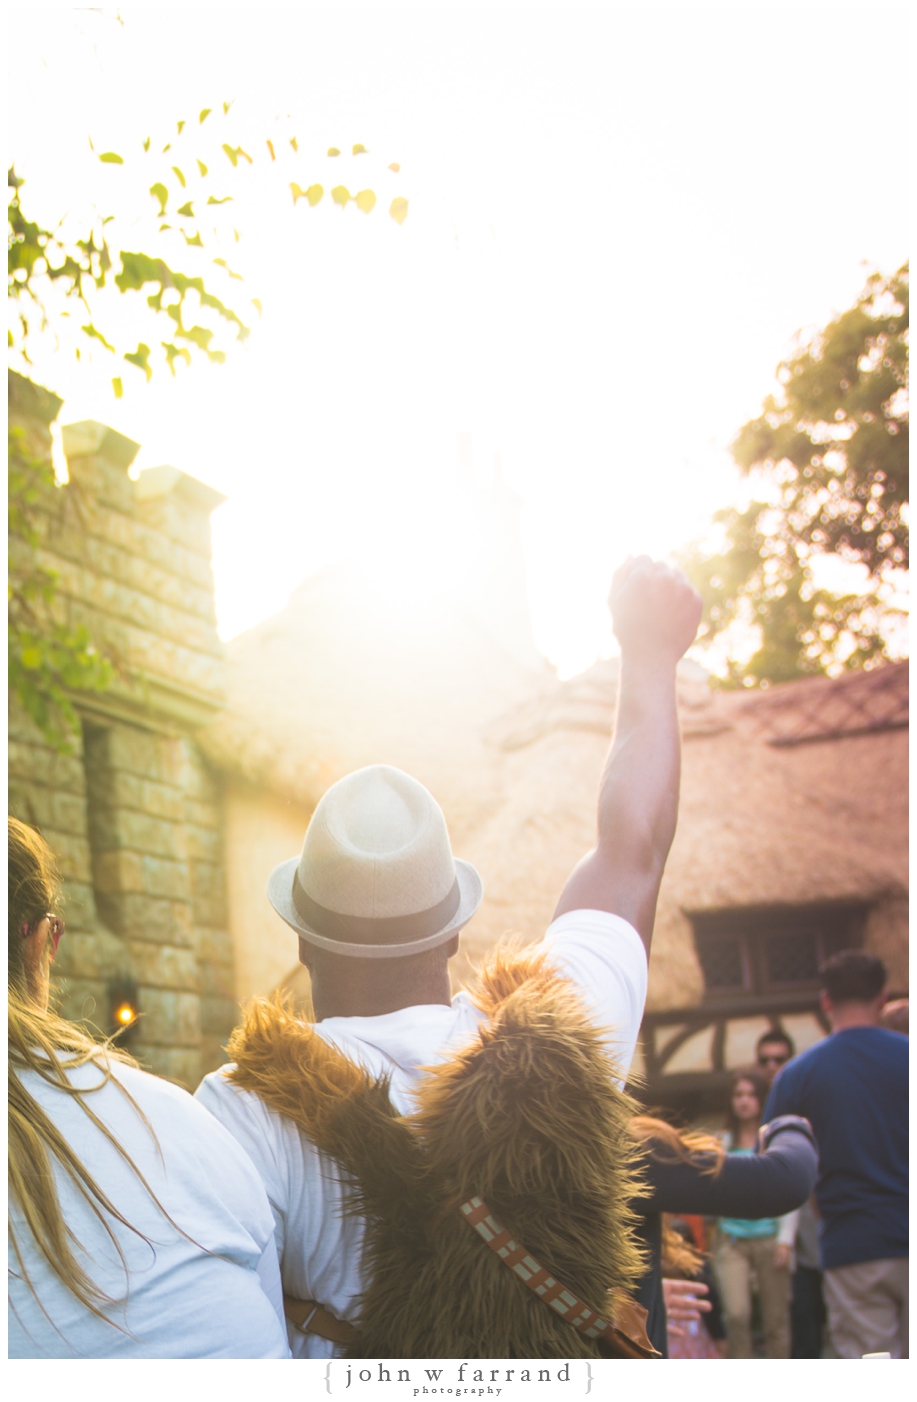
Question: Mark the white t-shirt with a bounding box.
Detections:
[9,1056,291,1359]
[195,910,647,1359]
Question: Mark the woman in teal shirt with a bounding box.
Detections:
[714,1070,798,1357]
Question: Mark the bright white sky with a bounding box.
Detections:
[9,4,909,675]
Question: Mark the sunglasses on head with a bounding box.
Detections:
[19,914,65,956]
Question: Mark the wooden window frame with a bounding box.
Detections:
[690,902,869,1004]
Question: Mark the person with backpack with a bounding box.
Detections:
[195,556,702,1357]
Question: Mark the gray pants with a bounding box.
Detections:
[823,1257,909,1358]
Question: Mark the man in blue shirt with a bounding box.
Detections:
[765,951,908,1359]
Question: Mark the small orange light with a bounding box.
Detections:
[115,1003,136,1026]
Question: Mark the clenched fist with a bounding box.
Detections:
[609,556,702,666]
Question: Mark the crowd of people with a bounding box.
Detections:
[653,970,908,1362]
[8,557,909,1360]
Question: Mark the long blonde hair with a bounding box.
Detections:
[630,1113,725,1277]
[8,817,172,1324]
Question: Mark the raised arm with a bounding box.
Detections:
[552,556,702,953]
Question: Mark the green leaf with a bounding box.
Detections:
[124,342,152,381]
[143,137,151,152]
[389,196,409,226]
[177,201,194,217]
[21,647,42,670]
[162,341,191,373]
[223,100,234,115]
[223,144,239,167]
[172,166,187,188]
[81,323,116,352]
[200,108,211,123]
[331,185,351,207]
[181,230,204,247]
[355,189,377,214]
[352,143,368,155]
[327,147,341,157]
[181,325,213,351]
[206,194,233,205]
[99,152,124,164]
[150,182,168,215]
[197,159,208,177]
[112,377,123,398]
[177,120,185,134]
[290,136,298,152]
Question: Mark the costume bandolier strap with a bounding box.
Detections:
[460,1197,659,1358]
[227,946,654,1358]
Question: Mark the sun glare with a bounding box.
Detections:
[9,7,908,678]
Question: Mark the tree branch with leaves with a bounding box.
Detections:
[9,104,409,746]
[9,103,408,394]
[682,264,908,686]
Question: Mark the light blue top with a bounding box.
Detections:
[718,1148,778,1238]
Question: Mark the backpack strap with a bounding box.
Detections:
[460,1197,660,1358]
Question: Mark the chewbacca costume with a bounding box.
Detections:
[226,948,658,1358]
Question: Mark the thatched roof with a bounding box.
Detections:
[203,565,906,1010]
[454,660,908,1003]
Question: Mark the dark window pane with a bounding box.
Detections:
[766,932,819,985]
[820,929,855,963]
[697,935,746,991]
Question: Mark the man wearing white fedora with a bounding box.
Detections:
[196,556,702,1357]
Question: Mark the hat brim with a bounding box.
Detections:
[266,856,484,959]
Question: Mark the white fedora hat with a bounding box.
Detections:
[267,764,483,959]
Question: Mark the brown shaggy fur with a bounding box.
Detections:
[227,946,646,1358]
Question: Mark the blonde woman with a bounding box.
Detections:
[8,817,290,1358]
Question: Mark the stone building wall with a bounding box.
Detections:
[8,370,233,1087]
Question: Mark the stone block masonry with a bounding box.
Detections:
[8,371,236,1088]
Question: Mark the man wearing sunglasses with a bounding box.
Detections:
[756,1029,794,1081]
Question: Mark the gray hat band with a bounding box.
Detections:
[292,870,460,948]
